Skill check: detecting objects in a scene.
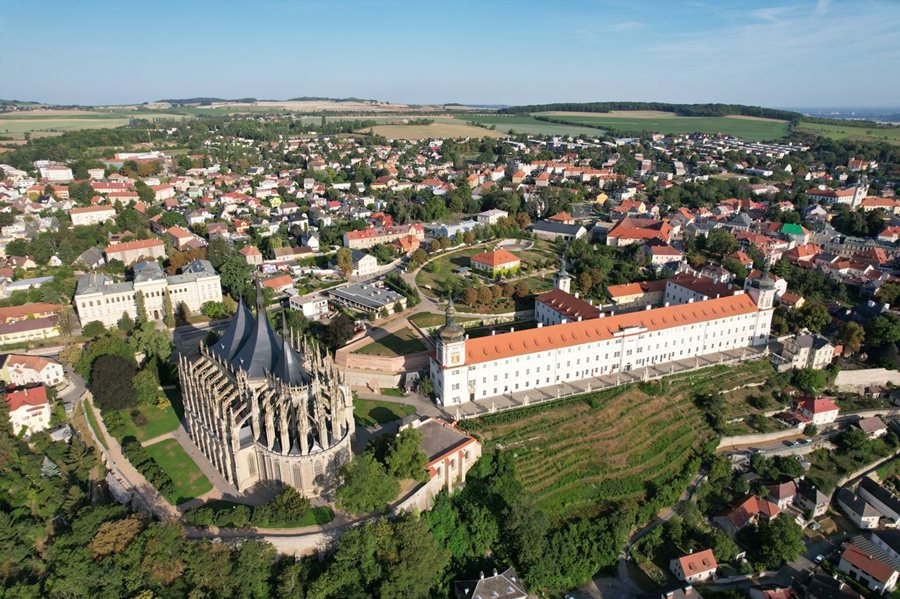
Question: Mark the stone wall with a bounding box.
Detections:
[717,424,804,449]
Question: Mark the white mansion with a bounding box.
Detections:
[430,267,776,406]
[75,259,222,327]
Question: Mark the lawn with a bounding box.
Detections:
[354,398,416,427]
[113,387,183,442]
[143,438,213,505]
[82,399,108,450]
[458,115,604,137]
[537,111,790,142]
[408,311,481,329]
[796,120,900,145]
[354,327,426,357]
[460,360,773,519]
[416,246,487,295]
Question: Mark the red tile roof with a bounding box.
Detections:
[842,543,897,583]
[5,385,49,412]
[470,249,520,267]
[464,293,758,365]
[724,495,780,530]
[535,289,601,321]
[676,549,718,576]
[0,303,64,323]
[104,238,165,254]
[797,397,839,414]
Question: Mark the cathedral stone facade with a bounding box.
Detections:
[178,291,354,496]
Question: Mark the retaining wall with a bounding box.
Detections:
[717,425,804,449]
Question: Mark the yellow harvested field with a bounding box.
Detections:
[362,121,506,140]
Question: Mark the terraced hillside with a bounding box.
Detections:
[461,360,772,520]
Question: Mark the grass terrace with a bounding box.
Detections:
[353,398,416,427]
[143,438,213,505]
[408,311,481,329]
[354,327,427,357]
[460,360,773,520]
[114,387,182,442]
[82,399,108,450]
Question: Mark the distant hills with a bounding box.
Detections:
[153,97,258,106]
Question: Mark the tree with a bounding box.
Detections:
[336,247,353,276]
[877,282,900,306]
[705,228,737,258]
[130,321,172,362]
[58,344,83,367]
[746,516,805,569]
[323,314,356,350]
[135,290,148,323]
[133,366,160,405]
[162,289,175,328]
[82,320,106,338]
[56,306,77,337]
[207,237,234,270]
[792,368,827,394]
[133,180,155,205]
[219,256,253,300]
[160,211,187,228]
[866,312,900,348]
[117,312,135,333]
[795,303,830,334]
[336,453,399,514]
[840,322,865,355]
[89,355,137,410]
[385,428,427,481]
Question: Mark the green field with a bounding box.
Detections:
[538,112,790,141]
[0,110,190,140]
[143,438,213,504]
[796,120,900,145]
[353,398,416,427]
[460,360,772,519]
[458,114,605,137]
[355,327,427,357]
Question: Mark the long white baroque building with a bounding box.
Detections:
[430,269,776,406]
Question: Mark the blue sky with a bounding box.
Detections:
[4,0,899,107]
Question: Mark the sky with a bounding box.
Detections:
[3,0,900,108]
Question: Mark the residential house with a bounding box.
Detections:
[288,294,329,321]
[0,354,65,387]
[5,385,51,435]
[240,245,263,266]
[454,566,526,599]
[351,250,378,278]
[780,332,836,370]
[714,495,780,538]
[104,238,166,265]
[606,279,666,307]
[859,477,900,527]
[262,274,294,294]
[796,479,831,519]
[531,220,586,242]
[766,481,798,510]
[670,549,717,583]
[836,487,882,529]
[796,397,840,425]
[477,209,508,226]
[70,206,116,227]
[856,417,888,439]
[838,536,900,594]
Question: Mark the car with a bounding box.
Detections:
[814,554,825,564]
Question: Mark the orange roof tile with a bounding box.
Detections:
[464,294,758,364]
[470,249,520,267]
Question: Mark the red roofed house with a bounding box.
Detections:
[104,238,166,265]
[262,274,294,293]
[547,211,575,225]
[670,549,718,583]
[606,217,672,247]
[240,245,263,266]
[70,205,116,227]
[0,354,65,387]
[714,495,780,538]
[343,223,425,250]
[470,249,521,277]
[0,303,64,324]
[5,385,51,435]
[535,288,601,326]
[838,541,899,594]
[796,397,840,425]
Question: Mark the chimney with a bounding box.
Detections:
[645,304,651,310]
[574,292,580,298]
[664,301,670,307]
[577,316,582,321]
[493,568,498,577]
[479,571,484,580]
[537,322,543,328]
[464,334,469,340]
[510,327,515,333]
[491,330,496,336]
[688,298,694,303]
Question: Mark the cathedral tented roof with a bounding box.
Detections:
[210,299,254,361]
